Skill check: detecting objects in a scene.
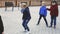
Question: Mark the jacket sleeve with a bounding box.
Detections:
[0,16,4,32]
[47,8,51,11]
[26,7,31,18]
[45,8,47,16]
[39,7,41,15]
[21,8,25,13]
[56,5,59,17]
[47,6,52,11]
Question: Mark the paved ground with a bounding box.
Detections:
[0,6,60,34]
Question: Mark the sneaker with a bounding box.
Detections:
[26,31,31,34]
[46,25,48,27]
[23,30,31,34]
[54,26,56,29]
[49,26,52,28]
[23,30,27,32]
[36,23,39,25]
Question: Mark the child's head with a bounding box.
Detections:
[42,1,45,6]
[51,1,57,5]
[21,3,27,8]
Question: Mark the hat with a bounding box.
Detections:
[21,3,26,5]
[42,1,45,4]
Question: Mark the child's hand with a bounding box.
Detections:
[46,8,49,10]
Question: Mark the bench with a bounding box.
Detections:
[5,2,14,11]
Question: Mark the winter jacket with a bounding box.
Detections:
[21,7,31,19]
[47,4,58,17]
[0,16,4,33]
[39,6,47,16]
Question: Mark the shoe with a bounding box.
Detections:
[46,24,48,27]
[36,23,39,25]
[23,30,28,32]
[27,31,31,34]
[49,26,52,28]
[54,26,56,29]
[46,25,48,27]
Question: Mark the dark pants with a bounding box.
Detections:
[37,15,48,26]
[22,18,31,31]
[50,16,56,27]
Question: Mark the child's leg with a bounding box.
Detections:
[50,16,54,27]
[37,15,42,25]
[43,16,48,27]
[22,19,27,30]
[54,16,56,28]
[25,18,31,31]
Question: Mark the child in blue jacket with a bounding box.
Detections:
[37,2,48,27]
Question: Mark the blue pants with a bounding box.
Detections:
[50,16,56,27]
[22,18,31,31]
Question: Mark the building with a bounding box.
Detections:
[0,0,60,7]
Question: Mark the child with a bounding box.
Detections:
[21,3,31,32]
[47,1,58,28]
[37,1,48,27]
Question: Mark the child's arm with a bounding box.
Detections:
[46,8,51,11]
[0,16,4,33]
